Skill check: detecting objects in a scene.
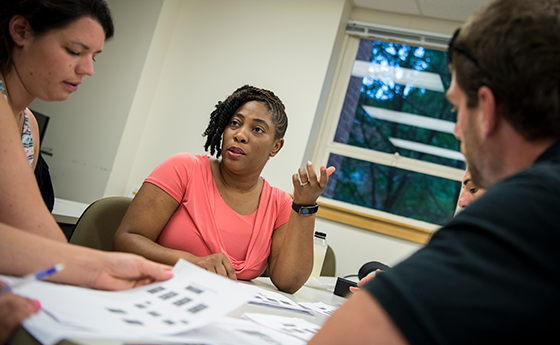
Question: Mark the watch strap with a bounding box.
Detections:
[292,201,319,215]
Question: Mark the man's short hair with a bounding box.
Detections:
[448,0,560,141]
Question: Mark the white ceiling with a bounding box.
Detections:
[352,0,492,22]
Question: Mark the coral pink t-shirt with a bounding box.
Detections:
[145,153,292,280]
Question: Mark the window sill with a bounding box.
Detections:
[316,200,434,244]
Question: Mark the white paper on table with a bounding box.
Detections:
[9,259,255,340]
[239,283,312,315]
[298,301,338,317]
[243,313,321,342]
[23,311,142,345]
[303,277,336,291]
[158,316,307,345]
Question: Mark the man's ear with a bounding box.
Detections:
[477,86,498,139]
[270,138,284,157]
[9,15,32,47]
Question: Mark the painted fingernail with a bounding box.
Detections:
[27,303,38,312]
[165,271,174,276]
[33,299,41,309]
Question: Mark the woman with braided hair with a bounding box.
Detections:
[115,85,334,293]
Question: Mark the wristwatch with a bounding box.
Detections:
[292,201,319,215]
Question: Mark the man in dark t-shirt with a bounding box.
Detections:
[310,0,560,344]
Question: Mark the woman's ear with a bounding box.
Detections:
[270,138,284,157]
[9,15,32,47]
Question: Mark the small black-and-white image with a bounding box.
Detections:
[173,297,192,306]
[123,319,143,325]
[185,285,204,294]
[106,308,126,314]
[159,291,178,300]
[187,304,208,314]
[147,286,165,294]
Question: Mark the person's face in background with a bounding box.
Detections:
[458,167,485,208]
[220,101,284,175]
[10,15,105,102]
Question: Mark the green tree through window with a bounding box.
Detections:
[323,39,463,226]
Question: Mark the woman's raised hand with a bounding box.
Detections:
[292,161,336,205]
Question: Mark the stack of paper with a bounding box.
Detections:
[3,259,342,345]
[9,259,255,344]
[241,284,313,314]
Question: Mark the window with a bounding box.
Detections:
[314,25,465,242]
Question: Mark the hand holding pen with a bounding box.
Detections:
[0,263,64,294]
[0,264,61,344]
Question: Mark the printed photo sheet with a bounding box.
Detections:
[12,259,255,338]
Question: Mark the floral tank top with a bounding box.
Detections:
[0,78,34,167]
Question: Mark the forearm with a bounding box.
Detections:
[114,231,197,267]
[309,290,408,345]
[269,211,315,293]
[1,223,173,290]
[0,223,102,286]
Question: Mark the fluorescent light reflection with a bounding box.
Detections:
[362,106,455,134]
[352,60,445,93]
[389,137,465,161]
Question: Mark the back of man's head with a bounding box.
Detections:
[449,0,560,142]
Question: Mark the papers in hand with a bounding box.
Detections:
[13,259,255,342]
[4,260,342,345]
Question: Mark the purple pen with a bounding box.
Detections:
[1,263,64,294]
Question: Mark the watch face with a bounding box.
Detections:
[301,207,313,215]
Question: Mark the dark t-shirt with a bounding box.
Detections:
[366,142,560,344]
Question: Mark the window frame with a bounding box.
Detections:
[313,24,465,244]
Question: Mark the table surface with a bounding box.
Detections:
[59,277,346,345]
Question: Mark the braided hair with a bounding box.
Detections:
[203,85,288,158]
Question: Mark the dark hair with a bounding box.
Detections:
[449,0,560,141]
[203,85,288,158]
[0,0,114,74]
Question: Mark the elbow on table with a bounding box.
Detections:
[270,271,309,294]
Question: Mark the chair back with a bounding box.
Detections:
[68,196,132,251]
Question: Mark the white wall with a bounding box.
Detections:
[104,0,182,198]
[31,0,465,277]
